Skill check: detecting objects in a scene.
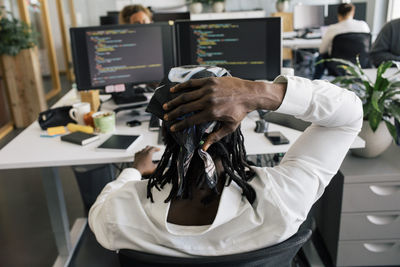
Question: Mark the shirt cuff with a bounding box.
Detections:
[273,75,313,116]
[117,168,142,183]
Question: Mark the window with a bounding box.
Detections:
[387,0,400,21]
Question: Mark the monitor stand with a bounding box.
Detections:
[298,28,313,39]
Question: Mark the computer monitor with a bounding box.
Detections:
[70,23,175,91]
[175,18,281,81]
[293,5,325,30]
[153,12,190,22]
[100,15,119,25]
[325,2,367,25]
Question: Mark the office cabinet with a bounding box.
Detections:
[316,145,400,266]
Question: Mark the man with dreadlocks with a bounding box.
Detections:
[89,66,363,256]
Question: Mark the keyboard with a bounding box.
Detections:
[112,91,148,105]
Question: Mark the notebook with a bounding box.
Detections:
[96,134,142,151]
[61,132,100,146]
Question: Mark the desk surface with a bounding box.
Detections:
[0,89,365,170]
[282,37,321,49]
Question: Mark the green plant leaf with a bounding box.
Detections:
[384,119,398,142]
[374,61,394,92]
[386,102,400,122]
[368,108,382,131]
[371,91,383,111]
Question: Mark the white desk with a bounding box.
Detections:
[283,38,322,50]
[190,10,267,21]
[0,88,365,267]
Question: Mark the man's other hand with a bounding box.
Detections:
[132,146,160,176]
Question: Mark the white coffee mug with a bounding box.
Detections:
[69,102,91,125]
[281,67,294,76]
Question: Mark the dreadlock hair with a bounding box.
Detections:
[147,124,257,205]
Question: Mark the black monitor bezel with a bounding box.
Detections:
[153,12,190,22]
[325,2,367,26]
[174,17,282,81]
[70,22,175,91]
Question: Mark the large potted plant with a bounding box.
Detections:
[0,6,46,128]
[326,57,400,157]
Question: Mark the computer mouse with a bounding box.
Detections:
[126,120,142,127]
[254,120,268,133]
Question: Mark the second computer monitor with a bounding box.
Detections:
[175,18,281,81]
[293,5,325,30]
[325,2,367,25]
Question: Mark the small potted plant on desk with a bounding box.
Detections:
[210,0,225,13]
[0,6,46,128]
[325,57,400,157]
[188,0,206,14]
[276,0,290,12]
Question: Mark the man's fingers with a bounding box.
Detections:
[170,78,209,93]
[163,87,205,111]
[202,124,238,151]
[148,147,161,153]
[165,98,205,121]
[169,112,210,132]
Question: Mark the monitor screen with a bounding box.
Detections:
[153,12,190,22]
[70,23,175,90]
[325,3,367,25]
[175,18,281,81]
[293,5,325,30]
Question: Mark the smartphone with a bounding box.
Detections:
[149,114,161,131]
[264,131,290,145]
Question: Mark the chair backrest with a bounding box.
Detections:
[118,229,312,267]
[328,32,372,76]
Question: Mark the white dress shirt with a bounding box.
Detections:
[89,76,363,257]
[319,18,370,55]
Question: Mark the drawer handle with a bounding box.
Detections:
[363,242,395,253]
[369,185,400,196]
[366,215,399,225]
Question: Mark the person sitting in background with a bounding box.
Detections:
[88,66,363,256]
[119,4,152,24]
[313,3,370,79]
[369,18,400,66]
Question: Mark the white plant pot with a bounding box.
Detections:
[276,1,289,12]
[189,3,203,14]
[212,2,225,13]
[352,120,393,158]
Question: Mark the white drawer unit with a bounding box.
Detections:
[341,182,400,212]
[316,145,400,266]
[337,240,400,266]
[339,212,400,240]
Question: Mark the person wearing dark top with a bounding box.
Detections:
[369,18,400,66]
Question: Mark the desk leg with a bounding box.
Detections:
[42,167,87,267]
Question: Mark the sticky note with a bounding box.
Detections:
[105,85,115,93]
[114,84,126,92]
[47,126,66,136]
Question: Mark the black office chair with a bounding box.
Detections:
[327,32,371,76]
[118,229,312,267]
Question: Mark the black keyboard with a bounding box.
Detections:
[112,91,148,105]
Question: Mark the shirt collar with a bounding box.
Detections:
[145,181,244,235]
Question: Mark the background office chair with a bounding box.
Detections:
[118,229,312,267]
[326,32,371,76]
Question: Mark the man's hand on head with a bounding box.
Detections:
[163,76,286,151]
[132,146,160,176]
